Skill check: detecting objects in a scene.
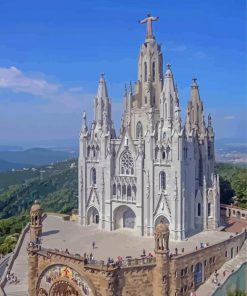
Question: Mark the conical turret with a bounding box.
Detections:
[186,78,204,134]
[160,64,180,130]
[93,74,113,135]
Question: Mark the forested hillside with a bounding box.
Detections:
[215,163,247,208]
[0,159,78,254]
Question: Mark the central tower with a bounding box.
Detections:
[122,14,163,139]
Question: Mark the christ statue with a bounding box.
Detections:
[138,14,159,39]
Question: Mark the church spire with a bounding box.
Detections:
[93,73,113,136]
[186,78,205,134]
[160,64,179,130]
[97,73,108,99]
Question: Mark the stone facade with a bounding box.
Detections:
[27,209,246,296]
[78,18,220,240]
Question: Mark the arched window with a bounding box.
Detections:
[91,168,96,185]
[113,183,116,196]
[159,171,166,190]
[120,150,134,175]
[117,183,121,198]
[197,203,201,217]
[136,121,143,138]
[122,184,126,198]
[208,203,211,217]
[145,96,147,104]
[155,147,159,159]
[144,62,147,82]
[87,146,90,157]
[132,185,137,199]
[127,185,131,199]
[194,263,203,286]
[152,62,155,81]
[162,150,166,160]
[92,146,96,158]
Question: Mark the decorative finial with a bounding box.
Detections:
[192,78,198,88]
[166,64,171,69]
[83,111,86,120]
[124,84,127,96]
[129,82,133,94]
[208,113,212,127]
[100,73,105,80]
[138,14,159,39]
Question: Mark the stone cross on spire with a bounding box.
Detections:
[138,14,159,39]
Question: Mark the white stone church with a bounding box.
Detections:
[78,16,220,240]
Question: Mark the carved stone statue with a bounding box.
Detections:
[138,14,159,39]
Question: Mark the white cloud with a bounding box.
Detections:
[224,115,236,120]
[0,66,93,111]
[0,66,59,96]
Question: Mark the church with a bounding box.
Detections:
[78,15,220,240]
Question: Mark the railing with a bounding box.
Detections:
[171,230,246,260]
[38,248,156,271]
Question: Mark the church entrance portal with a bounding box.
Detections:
[114,206,136,229]
[87,207,99,225]
[155,215,169,226]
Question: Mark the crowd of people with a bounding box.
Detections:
[6,271,18,284]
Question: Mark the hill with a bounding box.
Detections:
[0,159,78,219]
[0,147,76,171]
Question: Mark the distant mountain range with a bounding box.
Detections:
[0,148,77,172]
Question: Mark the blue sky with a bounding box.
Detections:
[0,0,246,146]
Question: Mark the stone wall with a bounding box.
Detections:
[29,230,246,296]
[169,231,246,296]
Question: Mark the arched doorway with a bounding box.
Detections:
[155,215,169,227]
[114,206,136,229]
[87,207,99,225]
[50,280,80,296]
[194,262,203,286]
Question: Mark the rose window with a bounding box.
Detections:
[120,150,134,175]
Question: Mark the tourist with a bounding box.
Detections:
[181,248,184,253]
[175,248,178,255]
[90,252,93,261]
[143,249,146,256]
[92,241,95,249]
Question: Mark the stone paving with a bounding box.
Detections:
[3,214,236,294]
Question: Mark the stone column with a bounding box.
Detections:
[153,223,170,296]
[27,247,38,296]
